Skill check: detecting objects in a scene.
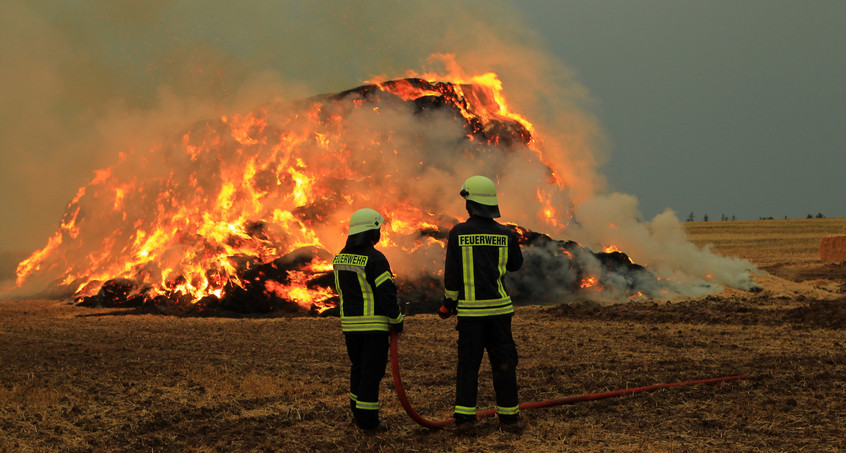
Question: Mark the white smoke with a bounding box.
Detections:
[565,193,759,295]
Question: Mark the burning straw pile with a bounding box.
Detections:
[14,76,668,314]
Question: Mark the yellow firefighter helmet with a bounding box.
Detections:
[348,208,385,236]
[460,175,501,218]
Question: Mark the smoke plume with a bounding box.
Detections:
[0,1,757,301]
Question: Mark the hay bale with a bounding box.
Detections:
[820,235,846,262]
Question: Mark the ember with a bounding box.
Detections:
[16,74,664,314]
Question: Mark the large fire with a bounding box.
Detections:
[14,70,658,314]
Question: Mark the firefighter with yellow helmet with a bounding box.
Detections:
[439,175,524,432]
[333,208,404,432]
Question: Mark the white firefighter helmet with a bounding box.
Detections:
[348,208,385,235]
[460,175,501,218]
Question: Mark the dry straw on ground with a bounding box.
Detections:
[1,217,844,452]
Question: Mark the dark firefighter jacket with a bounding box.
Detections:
[443,215,523,317]
[333,243,403,332]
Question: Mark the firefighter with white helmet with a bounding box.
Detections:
[333,208,404,432]
[440,175,525,432]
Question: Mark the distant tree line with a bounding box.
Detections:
[685,212,826,222]
[686,212,736,222]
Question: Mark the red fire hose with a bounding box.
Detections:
[389,331,750,429]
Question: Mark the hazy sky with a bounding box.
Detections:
[1,1,844,255]
[512,0,845,222]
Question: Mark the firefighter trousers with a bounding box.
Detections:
[344,331,389,429]
[454,315,520,423]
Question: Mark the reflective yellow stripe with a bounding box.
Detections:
[389,314,404,324]
[457,297,513,317]
[356,400,379,411]
[496,405,520,416]
[444,289,459,301]
[334,263,364,274]
[342,323,389,332]
[455,405,476,416]
[374,270,392,287]
[358,273,373,316]
[458,297,512,308]
[342,316,392,332]
[497,246,508,298]
[334,270,345,313]
[462,246,474,300]
[458,306,514,317]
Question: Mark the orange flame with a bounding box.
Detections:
[602,244,620,253]
[579,275,599,289]
[15,66,577,311]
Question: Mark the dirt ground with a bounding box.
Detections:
[1,218,844,452]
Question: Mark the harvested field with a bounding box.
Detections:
[1,218,844,452]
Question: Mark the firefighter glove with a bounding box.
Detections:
[438,304,456,319]
[390,320,404,333]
